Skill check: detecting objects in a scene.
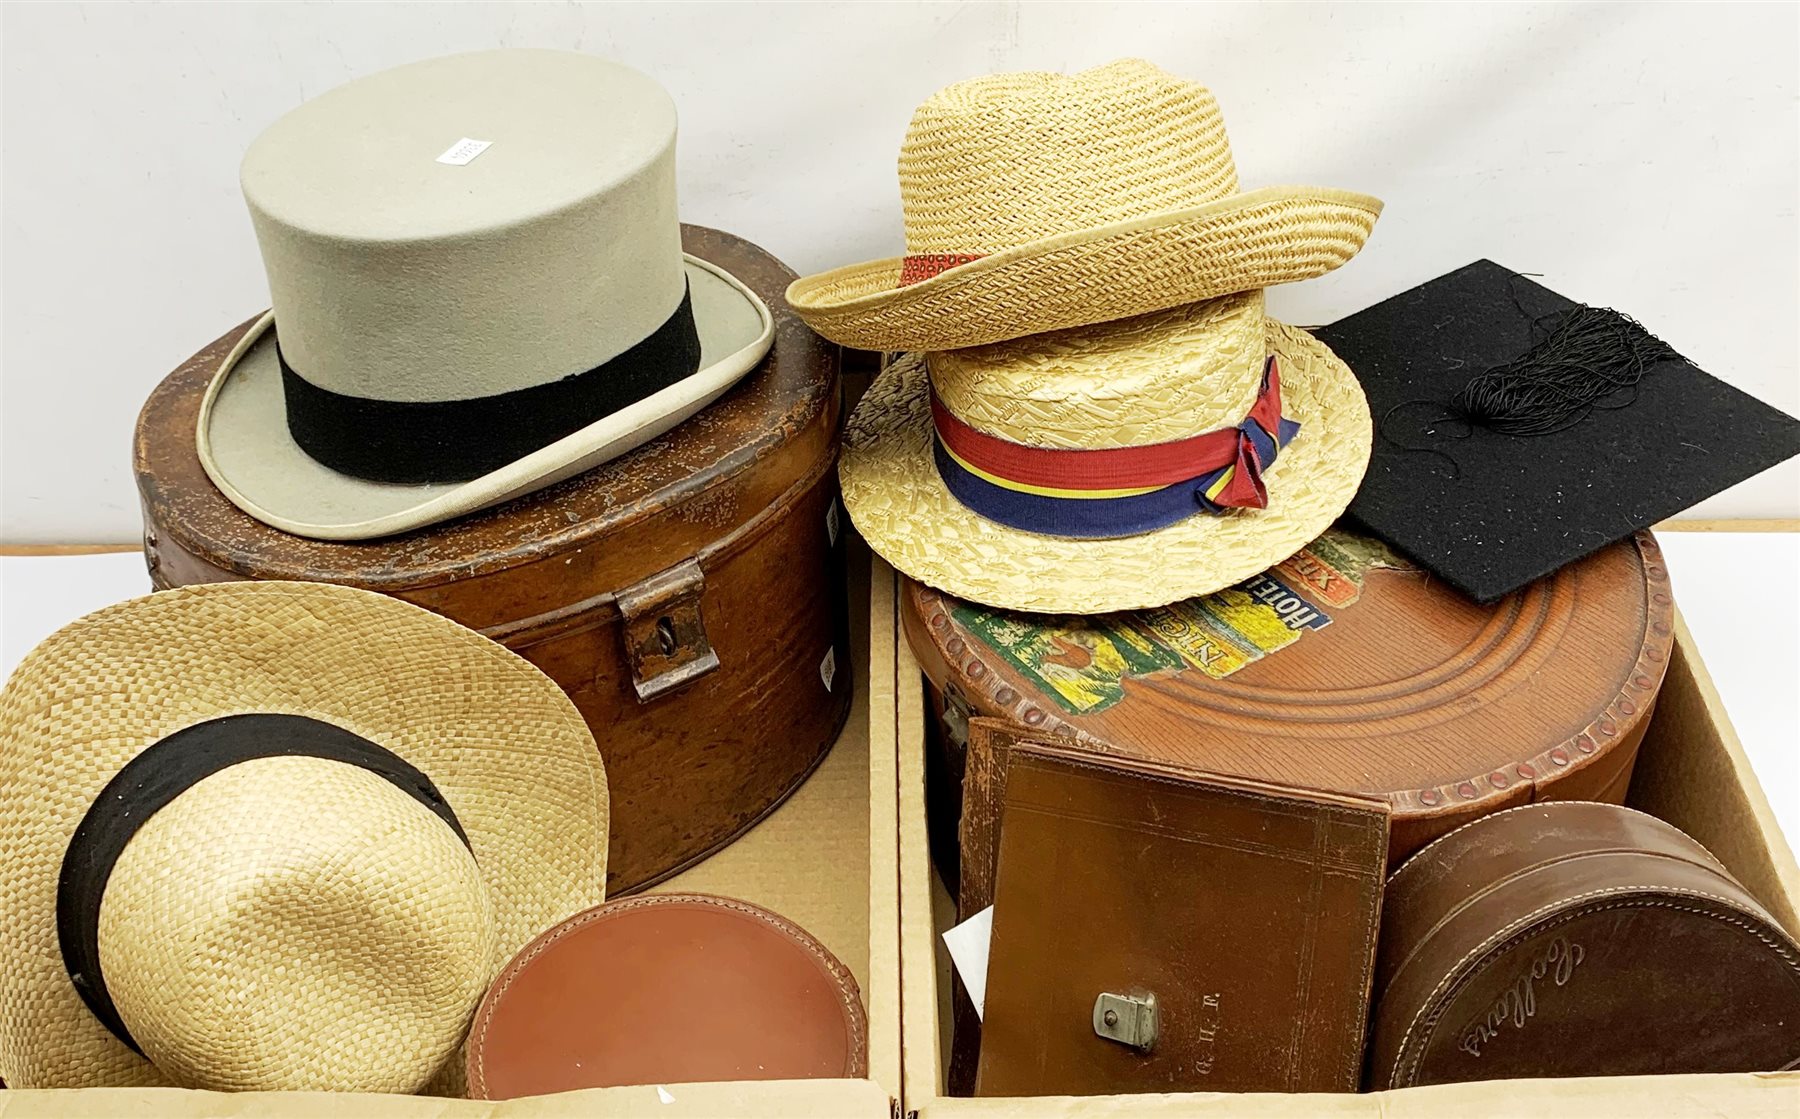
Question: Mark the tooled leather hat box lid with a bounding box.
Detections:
[465,894,866,1100]
[905,524,1674,882]
[1368,801,1800,1088]
[135,224,850,896]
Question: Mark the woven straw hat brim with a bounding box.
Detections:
[0,581,610,1090]
[197,254,773,542]
[787,185,1381,352]
[840,319,1371,614]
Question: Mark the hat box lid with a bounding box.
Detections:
[465,894,866,1099]
[903,525,1674,876]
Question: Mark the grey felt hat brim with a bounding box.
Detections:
[198,255,773,541]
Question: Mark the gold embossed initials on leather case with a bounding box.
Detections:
[975,739,1390,1096]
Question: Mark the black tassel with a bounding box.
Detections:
[1448,305,1680,435]
[1381,292,1683,475]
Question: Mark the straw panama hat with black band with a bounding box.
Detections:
[0,581,610,1093]
[840,288,1373,614]
[785,59,1382,353]
[198,49,774,542]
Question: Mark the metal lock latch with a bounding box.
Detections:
[1093,991,1158,1052]
[617,558,720,703]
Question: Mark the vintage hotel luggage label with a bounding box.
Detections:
[956,529,1410,714]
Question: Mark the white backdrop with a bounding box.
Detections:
[2,1,1795,543]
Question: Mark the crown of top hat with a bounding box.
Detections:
[239,49,686,408]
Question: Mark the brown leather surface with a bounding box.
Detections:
[974,740,1389,1096]
[906,528,1672,879]
[134,225,852,895]
[956,719,1020,923]
[466,894,866,1100]
[1369,801,1800,1087]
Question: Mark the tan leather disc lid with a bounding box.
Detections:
[466,894,866,1099]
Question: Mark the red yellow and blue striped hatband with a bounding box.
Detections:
[930,355,1300,538]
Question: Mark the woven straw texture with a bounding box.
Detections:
[899,59,1240,254]
[0,581,610,1092]
[840,319,1371,614]
[102,758,496,1092]
[932,290,1266,448]
[786,59,1381,351]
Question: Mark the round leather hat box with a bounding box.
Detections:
[1368,801,1800,1087]
[465,894,866,1099]
[906,526,1673,883]
[136,225,850,896]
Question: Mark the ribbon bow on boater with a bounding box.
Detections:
[930,356,1302,538]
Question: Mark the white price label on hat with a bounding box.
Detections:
[819,646,837,692]
[436,137,493,166]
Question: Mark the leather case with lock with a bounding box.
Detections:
[133,225,851,895]
[1368,800,1800,1087]
[973,733,1390,1097]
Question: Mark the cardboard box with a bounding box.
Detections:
[0,550,900,1118]
[882,558,1800,1117]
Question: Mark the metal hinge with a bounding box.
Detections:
[1093,991,1158,1052]
[616,558,720,703]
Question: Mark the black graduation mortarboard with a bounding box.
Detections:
[1313,260,1800,602]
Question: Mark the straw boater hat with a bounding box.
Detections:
[0,582,610,1093]
[786,59,1382,352]
[198,50,774,541]
[840,289,1372,614]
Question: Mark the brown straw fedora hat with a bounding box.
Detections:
[0,582,610,1093]
[786,59,1383,352]
[840,290,1371,614]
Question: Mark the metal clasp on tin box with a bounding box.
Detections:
[617,557,720,702]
